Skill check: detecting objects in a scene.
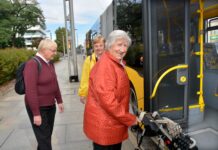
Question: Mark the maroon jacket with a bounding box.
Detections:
[24,56,63,116]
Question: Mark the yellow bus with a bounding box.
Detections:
[86,0,218,149]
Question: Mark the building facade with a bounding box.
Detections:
[23,25,46,50]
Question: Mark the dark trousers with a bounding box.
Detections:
[93,142,122,150]
[26,105,56,150]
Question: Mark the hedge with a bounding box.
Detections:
[0,48,60,85]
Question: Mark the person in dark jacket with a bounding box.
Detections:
[24,39,64,150]
[84,30,139,150]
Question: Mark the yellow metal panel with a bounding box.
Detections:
[198,0,205,112]
[204,4,218,19]
[159,104,204,112]
[191,0,198,4]
[125,66,144,111]
[150,65,188,99]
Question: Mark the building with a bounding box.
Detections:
[23,25,46,50]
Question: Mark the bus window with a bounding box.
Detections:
[204,18,218,69]
[206,18,218,43]
[116,0,144,74]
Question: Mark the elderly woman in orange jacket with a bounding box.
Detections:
[83,30,138,150]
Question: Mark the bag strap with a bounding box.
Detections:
[32,57,42,73]
[90,54,92,62]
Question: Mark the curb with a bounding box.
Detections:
[0,80,15,97]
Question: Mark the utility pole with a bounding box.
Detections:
[63,0,71,81]
[76,30,79,47]
[63,0,79,82]
[62,32,66,57]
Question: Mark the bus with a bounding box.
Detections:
[85,0,218,149]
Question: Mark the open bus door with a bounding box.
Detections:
[89,0,218,148]
[142,0,197,124]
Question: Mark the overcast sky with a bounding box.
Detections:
[37,0,112,46]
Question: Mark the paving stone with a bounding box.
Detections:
[53,141,92,150]
[66,123,88,142]
[0,56,137,150]
[52,124,67,145]
[55,111,84,125]
[0,128,13,148]
[0,129,34,150]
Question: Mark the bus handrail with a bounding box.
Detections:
[150,64,188,99]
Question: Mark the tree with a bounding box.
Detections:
[116,0,143,67]
[76,44,84,54]
[0,0,45,48]
[0,0,13,48]
[32,37,44,50]
[117,0,142,44]
[55,27,67,54]
[10,0,45,47]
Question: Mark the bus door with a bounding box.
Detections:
[143,0,190,122]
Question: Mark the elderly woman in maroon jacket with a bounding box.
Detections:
[24,39,64,150]
[84,30,138,150]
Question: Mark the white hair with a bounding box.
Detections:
[38,38,57,51]
[105,30,131,50]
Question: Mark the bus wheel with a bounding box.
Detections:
[129,87,138,115]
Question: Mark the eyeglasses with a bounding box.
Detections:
[48,49,57,53]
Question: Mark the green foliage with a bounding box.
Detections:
[117,0,142,43]
[0,49,35,85]
[0,0,13,48]
[0,48,60,85]
[117,0,143,67]
[32,37,44,49]
[124,43,143,67]
[0,0,45,48]
[85,30,92,54]
[11,1,45,35]
[13,37,25,48]
[55,27,67,53]
[53,53,60,62]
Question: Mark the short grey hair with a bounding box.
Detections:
[38,39,57,51]
[105,30,131,50]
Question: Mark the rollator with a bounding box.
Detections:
[132,110,198,150]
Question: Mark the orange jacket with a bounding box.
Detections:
[83,52,136,145]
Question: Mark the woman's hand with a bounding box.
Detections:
[58,103,64,113]
[33,115,42,126]
[134,117,141,125]
[80,97,86,104]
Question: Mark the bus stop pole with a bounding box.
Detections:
[63,0,72,81]
[69,0,79,82]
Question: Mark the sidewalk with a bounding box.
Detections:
[0,55,136,150]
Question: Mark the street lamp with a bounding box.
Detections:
[63,0,79,82]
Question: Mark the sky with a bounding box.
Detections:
[37,0,112,46]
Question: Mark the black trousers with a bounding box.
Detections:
[93,142,122,150]
[26,105,56,150]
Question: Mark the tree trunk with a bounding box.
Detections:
[11,34,16,48]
